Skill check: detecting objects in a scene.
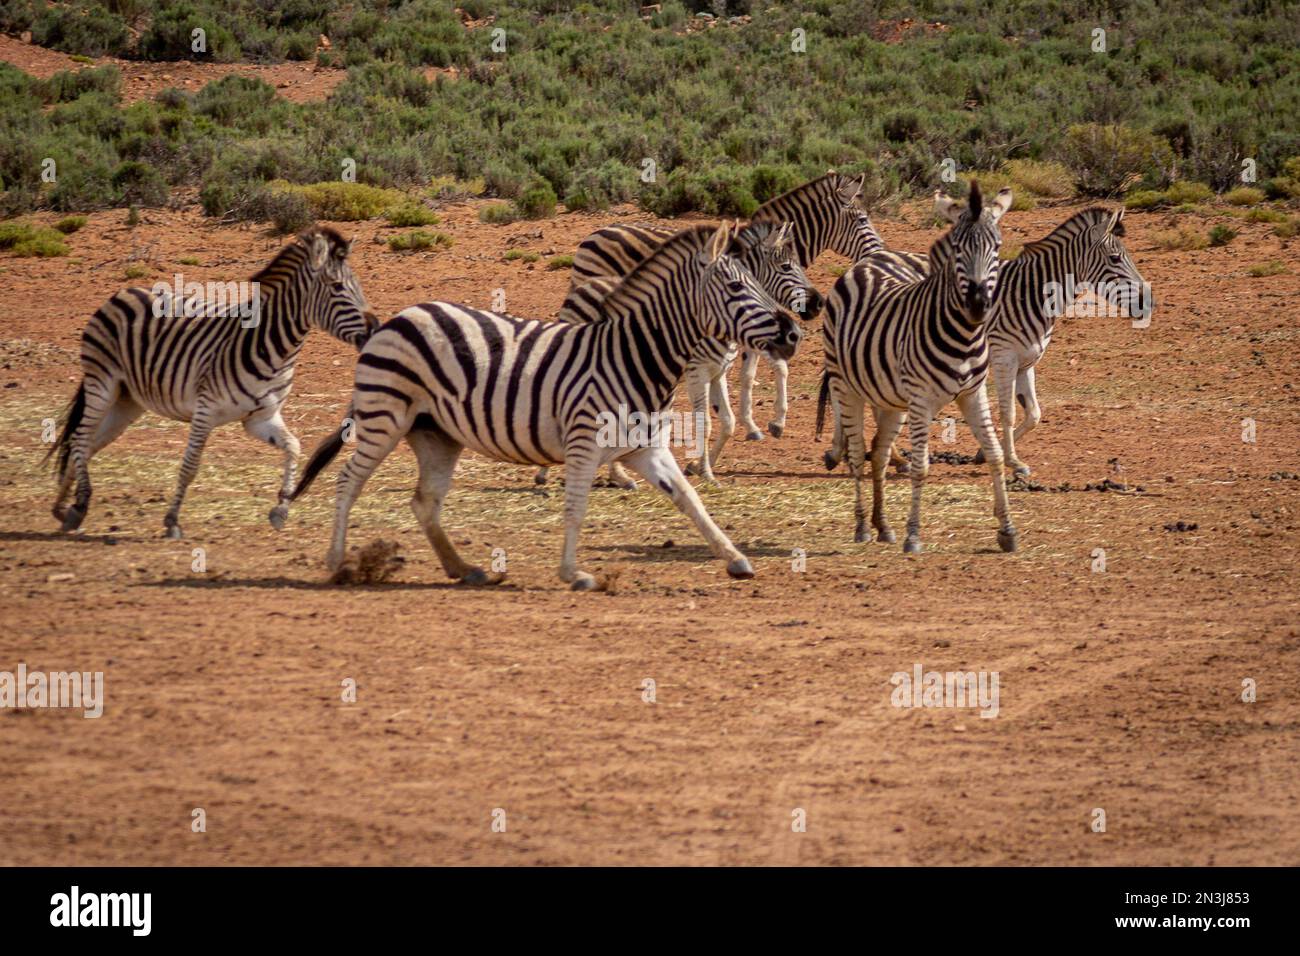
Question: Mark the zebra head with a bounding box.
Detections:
[1087,209,1154,321]
[934,182,1013,324]
[829,171,885,263]
[700,223,802,361]
[736,221,824,320]
[302,229,379,350]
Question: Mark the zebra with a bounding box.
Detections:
[286,223,802,590]
[822,182,1018,554]
[566,170,884,443]
[545,220,820,486]
[818,206,1150,477]
[48,227,376,538]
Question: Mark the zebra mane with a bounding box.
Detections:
[1019,208,1119,258]
[597,224,718,314]
[251,227,350,284]
[752,171,850,221]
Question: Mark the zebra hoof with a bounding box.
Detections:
[744,429,764,442]
[767,422,784,439]
[462,567,505,586]
[570,572,598,592]
[854,527,868,544]
[903,536,923,554]
[684,460,702,477]
[973,449,986,465]
[533,472,549,486]
[60,505,86,533]
[998,530,1019,553]
[823,451,841,471]
[268,504,289,530]
[616,477,640,491]
[1011,463,1031,478]
[878,528,897,544]
[726,557,755,580]
[163,523,183,540]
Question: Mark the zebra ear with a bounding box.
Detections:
[308,233,330,273]
[935,190,963,224]
[987,187,1013,223]
[837,174,864,205]
[1108,208,1125,235]
[705,222,732,263]
[764,221,793,251]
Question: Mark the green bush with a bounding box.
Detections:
[1124,190,1167,210]
[0,221,70,257]
[388,229,453,251]
[386,202,439,227]
[54,215,88,234]
[1060,124,1175,196]
[563,161,638,212]
[516,178,558,219]
[271,181,405,221]
[140,4,241,63]
[1164,180,1214,204]
[478,202,521,225]
[1208,225,1237,246]
[40,66,123,104]
[111,161,169,207]
[30,2,131,58]
[1224,186,1265,206]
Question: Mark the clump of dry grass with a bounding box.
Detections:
[1149,226,1209,251]
[330,539,405,585]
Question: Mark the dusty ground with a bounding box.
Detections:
[1,166,1299,863]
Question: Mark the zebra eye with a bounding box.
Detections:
[727,281,747,294]
[1109,254,1124,264]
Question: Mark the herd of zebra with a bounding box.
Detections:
[47,171,1151,588]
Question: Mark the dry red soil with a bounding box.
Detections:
[1,178,1298,863]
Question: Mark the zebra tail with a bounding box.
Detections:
[288,407,351,502]
[814,370,830,441]
[45,380,86,477]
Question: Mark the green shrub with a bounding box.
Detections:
[1274,217,1300,239]
[40,66,123,104]
[386,202,439,227]
[1150,226,1209,251]
[111,161,169,207]
[547,254,574,270]
[54,215,87,234]
[257,188,315,233]
[1060,124,1174,196]
[1208,225,1237,246]
[478,202,521,225]
[1124,190,1167,210]
[30,2,131,58]
[1224,186,1265,206]
[516,178,558,220]
[1247,260,1286,277]
[429,175,486,200]
[388,229,453,251]
[504,249,540,263]
[563,161,638,212]
[749,164,803,204]
[1164,181,1214,204]
[140,4,241,63]
[0,221,70,257]
[272,181,405,221]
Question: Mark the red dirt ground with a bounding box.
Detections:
[1,158,1298,862]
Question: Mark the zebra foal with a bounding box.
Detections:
[49,228,376,538]
[288,223,802,590]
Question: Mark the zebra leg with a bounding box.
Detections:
[1009,365,1041,475]
[682,360,716,481]
[902,401,938,554]
[56,389,140,528]
[162,413,216,539]
[244,410,300,531]
[737,349,764,441]
[534,466,550,486]
[957,388,1018,553]
[833,385,870,542]
[870,408,907,544]
[767,356,790,438]
[622,444,754,579]
[823,388,846,470]
[327,422,404,573]
[408,429,502,585]
[706,367,736,472]
[558,442,601,591]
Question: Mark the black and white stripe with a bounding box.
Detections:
[820,207,1149,477]
[571,171,880,426]
[288,223,802,590]
[821,183,1018,554]
[556,220,820,483]
[49,228,376,537]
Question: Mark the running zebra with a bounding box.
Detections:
[567,170,883,442]
[819,207,1149,477]
[287,223,802,590]
[822,183,1018,554]
[549,220,819,485]
[49,228,376,538]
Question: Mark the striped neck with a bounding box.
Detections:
[751,174,883,268]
